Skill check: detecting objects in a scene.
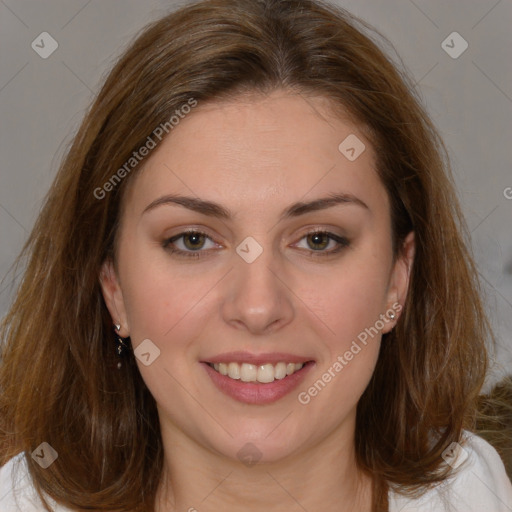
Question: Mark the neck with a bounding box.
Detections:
[155,418,373,512]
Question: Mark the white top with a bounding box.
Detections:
[1,432,511,511]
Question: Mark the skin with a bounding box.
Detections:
[100,89,415,512]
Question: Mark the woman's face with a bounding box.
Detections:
[101,90,414,464]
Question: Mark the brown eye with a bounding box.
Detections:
[162,230,217,259]
[306,232,330,251]
[294,230,350,257]
[182,232,206,250]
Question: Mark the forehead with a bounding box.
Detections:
[122,90,388,221]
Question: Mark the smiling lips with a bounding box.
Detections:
[208,361,304,383]
[202,352,314,404]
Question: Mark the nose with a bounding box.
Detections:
[221,242,295,335]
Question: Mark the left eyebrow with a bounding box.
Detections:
[141,192,369,220]
[281,192,369,219]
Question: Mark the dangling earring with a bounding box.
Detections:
[114,324,130,369]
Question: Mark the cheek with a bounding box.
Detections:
[119,256,212,403]
[296,266,387,417]
[298,255,391,357]
[118,244,210,347]
[298,245,393,413]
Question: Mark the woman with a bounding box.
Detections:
[1,0,511,510]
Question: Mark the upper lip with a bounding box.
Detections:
[202,351,314,366]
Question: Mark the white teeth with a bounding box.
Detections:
[257,363,275,383]
[227,362,241,379]
[210,361,305,383]
[240,363,257,382]
[274,362,287,380]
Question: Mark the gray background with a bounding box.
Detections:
[1,0,511,386]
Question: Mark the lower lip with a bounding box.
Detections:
[201,362,315,405]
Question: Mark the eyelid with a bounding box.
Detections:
[291,228,350,256]
[162,227,350,259]
[162,229,218,258]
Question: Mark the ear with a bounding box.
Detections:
[382,231,415,333]
[99,259,130,337]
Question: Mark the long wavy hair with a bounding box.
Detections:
[0,0,493,510]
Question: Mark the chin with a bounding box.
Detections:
[203,421,310,466]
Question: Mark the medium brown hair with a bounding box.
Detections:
[477,375,512,479]
[0,0,493,510]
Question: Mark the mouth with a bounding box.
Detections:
[206,361,308,384]
[201,358,315,405]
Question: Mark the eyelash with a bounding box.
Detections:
[162,229,350,259]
